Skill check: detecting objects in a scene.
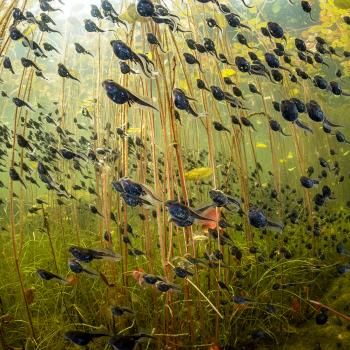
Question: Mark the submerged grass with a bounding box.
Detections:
[1,205,350,349]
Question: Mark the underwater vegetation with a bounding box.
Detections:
[1,0,350,349]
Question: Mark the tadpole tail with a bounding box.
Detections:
[23,36,33,49]
[33,63,42,71]
[69,74,80,83]
[83,267,98,276]
[246,44,257,49]
[139,53,156,71]
[129,92,159,111]
[165,16,179,32]
[280,130,291,137]
[169,12,180,20]
[187,104,199,117]
[241,23,252,31]
[324,118,343,128]
[280,66,293,74]
[198,62,203,73]
[133,54,152,78]
[25,102,35,112]
[192,211,217,222]
[307,13,316,22]
[253,69,275,84]
[267,220,284,233]
[159,44,167,53]
[213,49,220,60]
[117,18,128,30]
[35,46,45,57]
[52,29,63,36]
[227,197,242,210]
[241,0,254,8]
[295,119,313,134]
[20,178,27,189]
[216,2,241,18]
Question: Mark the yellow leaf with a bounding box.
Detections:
[127,127,141,134]
[287,152,294,159]
[184,167,213,181]
[23,24,36,37]
[221,68,236,78]
[290,88,299,96]
[216,14,226,29]
[193,234,209,241]
[256,143,268,149]
[334,0,350,9]
[81,98,96,108]
[179,79,188,91]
